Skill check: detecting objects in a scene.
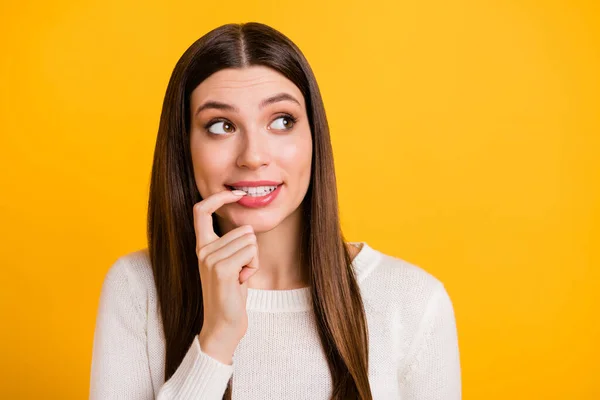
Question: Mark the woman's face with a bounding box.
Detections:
[189,65,313,233]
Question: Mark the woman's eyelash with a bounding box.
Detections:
[279,113,298,124]
[203,117,230,131]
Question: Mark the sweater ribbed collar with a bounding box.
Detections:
[246,241,380,312]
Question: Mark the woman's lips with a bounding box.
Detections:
[228,184,283,208]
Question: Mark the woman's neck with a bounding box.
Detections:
[249,205,306,290]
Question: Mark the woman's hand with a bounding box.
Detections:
[193,189,260,365]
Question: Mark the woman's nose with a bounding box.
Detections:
[236,127,271,170]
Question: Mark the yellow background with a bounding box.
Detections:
[1,0,598,398]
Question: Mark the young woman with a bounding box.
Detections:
[89,22,461,400]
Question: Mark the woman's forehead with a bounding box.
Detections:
[191,66,304,109]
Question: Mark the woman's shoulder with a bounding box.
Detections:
[377,250,444,292]
[99,248,156,308]
[357,242,451,318]
[354,242,442,288]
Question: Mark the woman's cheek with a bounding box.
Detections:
[278,141,301,162]
[192,151,226,197]
[278,132,312,165]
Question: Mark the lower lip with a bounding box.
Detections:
[234,184,283,208]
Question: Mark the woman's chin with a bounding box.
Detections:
[224,214,282,234]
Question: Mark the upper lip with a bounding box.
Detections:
[227,180,282,187]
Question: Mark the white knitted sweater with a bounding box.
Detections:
[89,242,461,399]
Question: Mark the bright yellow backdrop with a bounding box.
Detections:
[1,0,598,398]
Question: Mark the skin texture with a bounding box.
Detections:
[189,65,359,290]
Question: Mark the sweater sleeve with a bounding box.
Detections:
[89,258,234,399]
[398,282,462,400]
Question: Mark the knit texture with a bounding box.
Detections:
[89,242,461,399]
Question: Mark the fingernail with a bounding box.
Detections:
[231,190,247,196]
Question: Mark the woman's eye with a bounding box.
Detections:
[269,116,295,130]
[207,121,235,135]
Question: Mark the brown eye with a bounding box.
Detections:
[207,121,235,135]
[269,116,295,130]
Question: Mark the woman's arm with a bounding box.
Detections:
[89,258,234,399]
[398,282,462,400]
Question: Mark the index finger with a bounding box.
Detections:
[193,189,247,248]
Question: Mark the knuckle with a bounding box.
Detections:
[245,232,257,244]
[205,253,218,268]
[193,202,206,216]
[197,246,209,262]
[213,261,229,279]
[246,243,258,255]
[193,202,201,214]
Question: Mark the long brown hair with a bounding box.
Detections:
[147,22,372,399]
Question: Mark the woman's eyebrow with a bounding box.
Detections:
[194,92,301,117]
[259,93,301,109]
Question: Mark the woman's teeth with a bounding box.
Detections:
[231,185,278,197]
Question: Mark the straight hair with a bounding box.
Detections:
[147,22,372,399]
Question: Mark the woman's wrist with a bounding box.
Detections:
[197,331,236,366]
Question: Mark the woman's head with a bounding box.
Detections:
[156,21,332,237]
[148,22,372,399]
[189,65,312,233]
